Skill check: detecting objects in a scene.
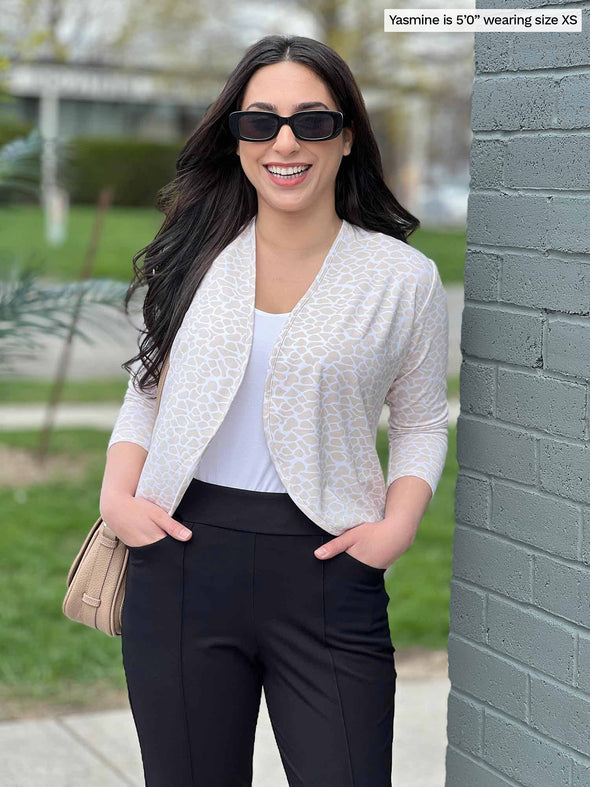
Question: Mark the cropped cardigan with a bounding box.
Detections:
[107,215,449,536]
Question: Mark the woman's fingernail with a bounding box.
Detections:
[315,547,327,558]
[181,530,191,539]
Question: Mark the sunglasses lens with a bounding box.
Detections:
[233,111,340,141]
[294,112,336,139]
[238,113,276,140]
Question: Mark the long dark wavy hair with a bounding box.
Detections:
[122,34,420,396]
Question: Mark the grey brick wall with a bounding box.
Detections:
[445,1,590,784]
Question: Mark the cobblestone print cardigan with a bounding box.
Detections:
[107,215,449,536]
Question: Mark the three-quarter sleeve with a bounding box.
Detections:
[384,259,449,497]
[106,361,158,454]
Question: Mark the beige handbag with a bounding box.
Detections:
[62,354,170,637]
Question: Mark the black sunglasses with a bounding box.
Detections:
[228,110,345,142]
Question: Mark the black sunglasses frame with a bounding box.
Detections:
[228,110,346,142]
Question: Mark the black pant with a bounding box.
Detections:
[121,478,396,786]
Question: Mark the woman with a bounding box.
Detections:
[100,34,448,787]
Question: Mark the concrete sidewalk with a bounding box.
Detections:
[0,672,450,786]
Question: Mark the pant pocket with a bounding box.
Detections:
[340,548,387,576]
[126,532,172,553]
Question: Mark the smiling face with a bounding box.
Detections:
[235,61,353,216]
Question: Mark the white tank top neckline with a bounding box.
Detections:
[254,306,291,316]
[194,307,292,493]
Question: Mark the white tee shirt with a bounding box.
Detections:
[193,307,291,492]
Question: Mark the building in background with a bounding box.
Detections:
[1,0,475,228]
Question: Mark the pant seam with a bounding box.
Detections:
[253,532,260,656]
[321,535,355,787]
[179,542,195,784]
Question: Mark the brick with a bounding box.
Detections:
[539,438,590,505]
[534,553,590,627]
[577,634,590,693]
[502,254,590,315]
[446,745,516,786]
[469,141,506,191]
[487,594,575,683]
[449,580,487,643]
[483,710,572,785]
[458,418,537,484]
[496,368,586,438]
[545,318,590,378]
[505,135,590,191]
[448,635,528,719]
[453,526,533,602]
[460,361,495,417]
[455,473,491,528]
[491,481,580,559]
[447,690,483,757]
[461,305,542,366]
[530,675,590,758]
[471,75,557,132]
[467,192,552,248]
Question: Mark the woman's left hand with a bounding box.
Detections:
[313,519,412,570]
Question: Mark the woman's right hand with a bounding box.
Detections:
[99,493,193,548]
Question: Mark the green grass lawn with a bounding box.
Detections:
[0,377,129,403]
[0,205,465,285]
[0,429,126,713]
[0,424,456,713]
[0,205,162,283]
